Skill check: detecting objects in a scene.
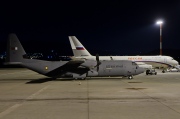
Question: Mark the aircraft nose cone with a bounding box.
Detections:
[175,60,179,65]
[171,60,179,66]
[138,67,145,74]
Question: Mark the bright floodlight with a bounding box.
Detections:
[156,21,163,24]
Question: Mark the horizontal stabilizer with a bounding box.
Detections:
[4,62,22,65]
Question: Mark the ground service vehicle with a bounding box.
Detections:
[146,69,157,75]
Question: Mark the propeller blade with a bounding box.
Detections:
[96,54,99,62]
[96,54,101,72]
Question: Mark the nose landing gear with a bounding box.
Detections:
[128,75,133,79]
[162,70,165,73]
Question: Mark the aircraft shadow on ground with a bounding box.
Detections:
[26,77,130,84]
[26,78,75,84]
[26,78,55,84]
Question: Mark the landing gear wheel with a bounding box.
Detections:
[81,78,86,80]
[128,75,133,79]
[162,70,165,73]
[52,77,57,80]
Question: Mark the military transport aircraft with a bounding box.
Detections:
[5,34,144,79]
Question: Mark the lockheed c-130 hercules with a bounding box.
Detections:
[5,34,144,79]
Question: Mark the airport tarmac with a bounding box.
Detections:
[0,68,180,119]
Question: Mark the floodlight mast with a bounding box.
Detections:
[156,21,163,55]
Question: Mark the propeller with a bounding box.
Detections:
[79,54,101,71]
[96,54,101,71]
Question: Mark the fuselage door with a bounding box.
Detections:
[164,57,167,63]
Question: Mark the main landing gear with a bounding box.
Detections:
[162,69,166,73]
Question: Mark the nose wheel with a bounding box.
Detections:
[128,75,133,79]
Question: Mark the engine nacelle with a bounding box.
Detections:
[138,64,152,69]
[87,70,98,77]
[80,60,97,69]
[72,73,87,79]
[60,72,87,79]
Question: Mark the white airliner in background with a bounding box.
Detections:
[69,36,179,73]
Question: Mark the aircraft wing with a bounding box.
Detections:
[136,62,152,69]
[46,59,96,77]
[66,59,85,64]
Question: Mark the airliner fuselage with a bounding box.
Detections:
[73,55,178,68]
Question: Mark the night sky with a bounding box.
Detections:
[0,1,180,56]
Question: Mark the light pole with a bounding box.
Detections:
[156,20,163,55]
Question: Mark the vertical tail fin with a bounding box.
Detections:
[68,36,91,56]
[6,33,26,64]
